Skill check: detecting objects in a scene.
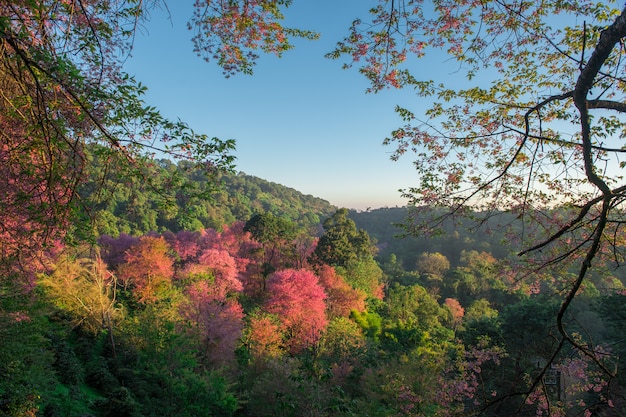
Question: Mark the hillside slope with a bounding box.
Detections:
[81,154,337,236]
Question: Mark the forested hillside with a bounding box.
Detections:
[349,207,510,269]
[3,159,626,416]
[79,145,337,237]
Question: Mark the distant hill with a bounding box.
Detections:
[348,207,510,269]
[81,153,337,236]
[217,171,337,227]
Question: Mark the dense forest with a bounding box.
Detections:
[78,147,336,237]
[2,157,626,417]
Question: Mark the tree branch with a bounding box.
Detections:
[587,98,626,112]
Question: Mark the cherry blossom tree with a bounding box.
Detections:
[196,222,263,296]
[175,229,249,367]
[163,230,202,265]
[180,279,244,367]
[190,0,319,76]
[197,249,242,292]
[443,297,464,330]
[316,264,366,319]
[99,233,140,270]
[117,236,174,304]
[264,268,327,354]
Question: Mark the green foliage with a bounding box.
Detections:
[85,357,118,391]
[50,336,85,387]
[379,253,419,287]
[244,212,302,274]
[349,207,508,269]
[244,358,330,417]
[245,212,297,243]
[500,296,562,360]
[381,284,453,354]
[0,285,105,417]
[318,317,367,365]
[351,310,383,342]
[95,387,141,417]
[460,316,504,348]
[595,293,626,383]
[80,148,336,237]
[314,208,377,267]
[7,200,626,416]
[315,209,385,299]
[335,257,384,300]
[90,305,240,417]
[464,298,499,323]
[19,0,626,415]
[0,306,56,417]
[334,3,626,411]
[416,251,450,283]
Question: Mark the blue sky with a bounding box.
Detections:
[124,1,431,210]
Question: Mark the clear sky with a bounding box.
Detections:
[123,1,432,210]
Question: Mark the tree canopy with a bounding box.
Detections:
[313,208,377,267]
[327,0,626,409]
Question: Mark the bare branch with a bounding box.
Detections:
[587,98,626,112]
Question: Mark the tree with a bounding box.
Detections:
[316,264,366,319]
[117,236,174,304]
[416,252,450,279]
[0,0,320,285]
[163,230,202,264]
[180,279,244,368]
[245,213,297,245]
[444,250,509,307]
[382,283,452,353]
[243,311,285,363]
[195,248,243,296]
[312,208,376,268]
[416,251,450,292]
[264,268,327,354]
[40,252,121,353]
[195,222,264,298]
[336,257,385,300]
[313,209,384,299]
[189,0,319,76]
[99,233,140,270]
[330,0,626,407]
[317,316,367,385]
[463,298,499,323]
[443,297,464,330]
[0,280,63,417]
[244,212,297,275]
